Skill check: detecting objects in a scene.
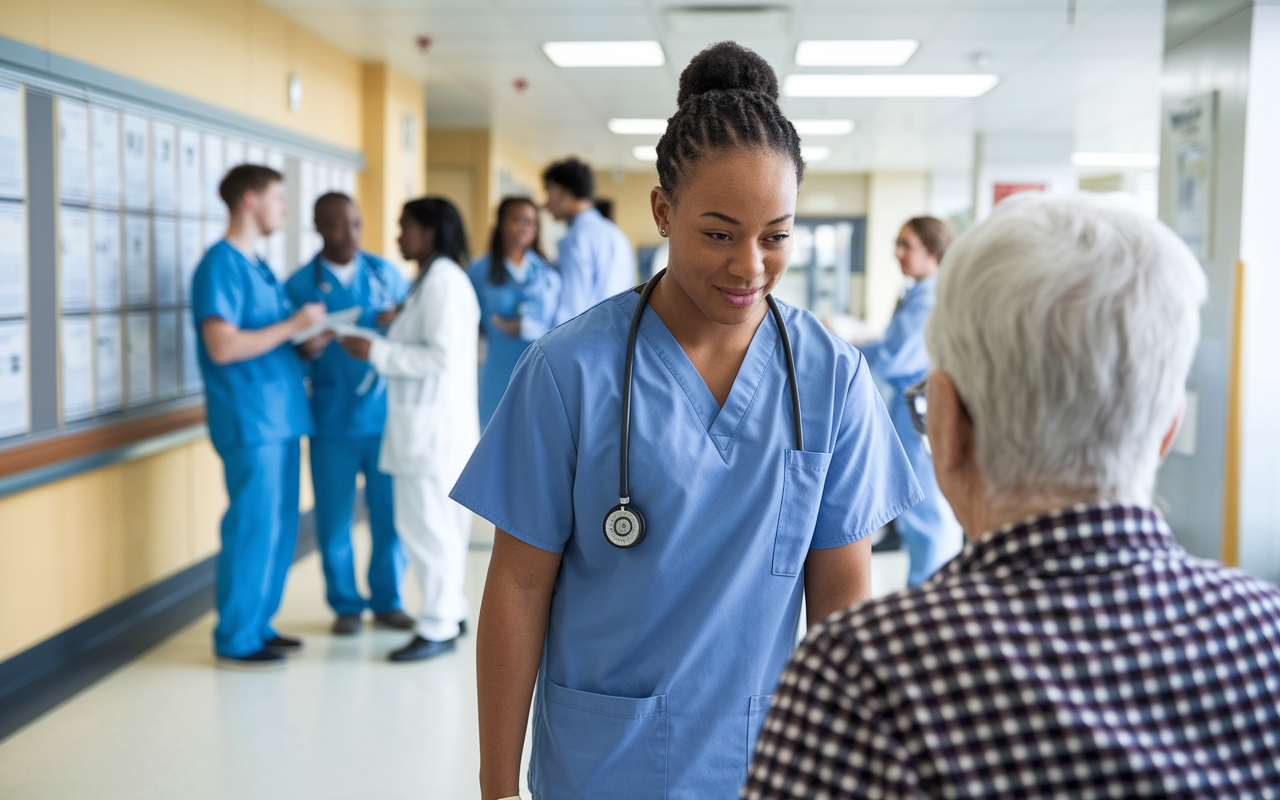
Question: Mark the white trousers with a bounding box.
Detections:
[392,473,472,641]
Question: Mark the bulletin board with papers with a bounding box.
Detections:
[0,44,362,472]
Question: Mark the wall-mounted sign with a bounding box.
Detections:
[1168,92,1216,261]
[993,182,1045,206]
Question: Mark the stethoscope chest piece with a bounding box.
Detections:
[603,504,645,549]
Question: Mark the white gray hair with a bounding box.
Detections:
[924,194,1207,504]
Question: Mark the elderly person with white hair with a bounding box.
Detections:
[744,194,1280,798]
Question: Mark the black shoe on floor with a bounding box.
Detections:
[264,635,304,654]
[373,609,415,631]
[332,615,363,635]
[217,649,286,670]
[388,635,456,663]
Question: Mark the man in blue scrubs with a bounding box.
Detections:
[543,158,636,325]
[285,193,412,635]
[193,164,326,669]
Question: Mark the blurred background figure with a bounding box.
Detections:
[854,217,964,585]
[338,197,480,663]
[543,158,635,325]
[467,196,561,429]
[284,193,412,636]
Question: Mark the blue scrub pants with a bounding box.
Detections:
[214,439,301,658]
[888,395,964,586]
[309,436,404,616]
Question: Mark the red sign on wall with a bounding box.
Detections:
[993,183,1046,206]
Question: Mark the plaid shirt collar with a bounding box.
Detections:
[937,503,1181,579]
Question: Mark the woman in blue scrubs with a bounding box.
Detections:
[451,43,921,799]
[859,217,965,586]
[466,197,560,429]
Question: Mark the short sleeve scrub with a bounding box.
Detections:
[450,289,922,799]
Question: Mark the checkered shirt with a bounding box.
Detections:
[744,504,1280,799]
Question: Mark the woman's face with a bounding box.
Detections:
[398,213,436,264]
[650,149,797,327]
[501,202,539,255]
[895,225,938,280]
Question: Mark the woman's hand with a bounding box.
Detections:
[376,308,398,328]
[491,313,522,337]
[340,335,372,361]
[298,331,335,360]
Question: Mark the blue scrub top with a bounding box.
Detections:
[450,289,922,799]
[284,252,409,440]
[859,274,936,393]
[192,240,313,452]
[466,252,561,428]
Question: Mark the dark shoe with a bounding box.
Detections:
[332,614,363,635]
[264,635,304,654]
[458,620,468,636]
[217,649,286,670]
[388,635,456,662]
[373,609,415,631]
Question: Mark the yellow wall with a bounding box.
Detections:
[865,172,928,330]
[360,64,427,271]
[426,129,492,255]
[0,0,364,150]
[594,168,662,251]
[0,1,417,660]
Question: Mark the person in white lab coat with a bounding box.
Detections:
[338,197,481,662]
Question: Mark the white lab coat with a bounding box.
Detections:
[369,257,481,480]
[366,256,480,641]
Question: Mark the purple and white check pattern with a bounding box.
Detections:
[744,504,1280,799]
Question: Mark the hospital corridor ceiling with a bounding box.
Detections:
[259,0,1166,172]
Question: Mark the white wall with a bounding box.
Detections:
[863,173,927,331]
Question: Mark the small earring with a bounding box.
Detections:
[660,228,667,236]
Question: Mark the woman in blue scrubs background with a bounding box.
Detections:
[451,43,922,800]
[467,197,560,429]
[858,217,964,585]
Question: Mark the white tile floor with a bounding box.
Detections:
[0,518,909,800]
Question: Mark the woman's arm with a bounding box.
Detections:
[477,529,563,800]
[363,272,474,378]
[803,537,872,629]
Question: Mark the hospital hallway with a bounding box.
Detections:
[0,516,911,800]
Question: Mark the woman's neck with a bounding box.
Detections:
[503,246,527,266]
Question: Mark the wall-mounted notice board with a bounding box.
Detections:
[0,36,362,481]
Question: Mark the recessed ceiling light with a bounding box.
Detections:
[801,146,832,162]
[795,40,919,67]
[1071,152,1159,168]
[543,41,665,68]
[608,118,668,135]
[792,119,856,136]
[784,74,999,98]
[632,145,659,161]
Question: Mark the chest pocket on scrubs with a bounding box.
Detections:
[535,680,668,799]
[772,450,832,577]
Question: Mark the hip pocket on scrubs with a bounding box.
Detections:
[535,680,668,800]
[772,450,832,577]
[746,694,772,771]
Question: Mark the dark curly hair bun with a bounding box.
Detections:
[676,41,779,105]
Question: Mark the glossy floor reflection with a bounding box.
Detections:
[0,518,909,800]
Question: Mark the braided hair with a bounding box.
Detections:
[656,42,804,198]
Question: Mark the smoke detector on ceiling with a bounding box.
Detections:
[662,4,793,35]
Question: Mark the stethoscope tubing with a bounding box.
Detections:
[618,268,804,506]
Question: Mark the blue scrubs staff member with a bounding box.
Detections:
[284,193,413,635]
[859,217,965,586]
[543,158,635,326]
[453,43,922,800]
[467,196,561,428]
[193,165,326,668]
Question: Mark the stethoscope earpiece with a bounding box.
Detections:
[602,269,802,550]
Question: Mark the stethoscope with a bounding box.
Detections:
[313,256,395,397]
[603,268,805,548]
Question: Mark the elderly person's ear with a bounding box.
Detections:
[1158,403,1186,461]
[926,372,973,474]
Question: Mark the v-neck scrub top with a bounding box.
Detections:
[450,290,922,800]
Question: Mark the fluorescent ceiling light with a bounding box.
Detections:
[801,146,832,162]
[632,145,658,161]
[609,118,668,135]
[543,41,665,68]
[1072,152,1159,168]
[792,119,855,136]
[795,40,919,67]
[784,74,999,98]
